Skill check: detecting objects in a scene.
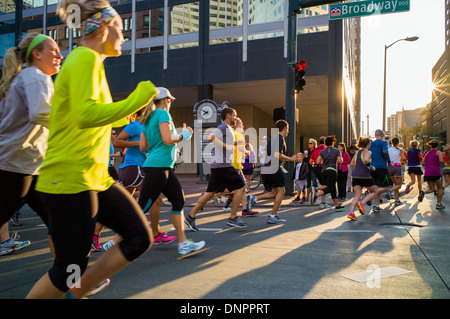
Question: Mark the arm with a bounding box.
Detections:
[70,50,157,129]
[209,133,234,152]
[342,152,351,165]
[113,130,139,148]
[336,155,343,164]
[382,143,391,166]
[139,132,149,152]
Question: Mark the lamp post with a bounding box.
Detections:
[382,36,419,131]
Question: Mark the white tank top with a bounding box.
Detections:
[388,146,401,165]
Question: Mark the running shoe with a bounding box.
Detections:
[293,196,300,202]
[418,190,425,202]
[178,239,205,257]
[223,206,231,212]
[436,203,445,210]
[347,212,358,221]
[356,201,365,215]
[0,246,14,256]
[91,235,103,252]
[0,233,30,252]
[405,185,412,194]
[386,188,392,200]
[246,195,257,211]
[267,215,286,224]
[184,214,199,232]
[319,202,330,209]
[335,204,345,212]
[372,205,382,213]
[394,200,402,206]
[153,232,176,245]
[102,239,115,251]
[226,217,248,228]
[242,210,259,217]
[86,278,111,297]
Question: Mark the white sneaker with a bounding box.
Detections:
[178,239,205,257]
[223,207,231,212]
[1,232,30,252]
[102,239,115,251]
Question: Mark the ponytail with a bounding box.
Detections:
[0,47,21,100]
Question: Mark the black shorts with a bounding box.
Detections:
[407,166,423,176]
[312,165,326,185]
[352,178,374,188]
[424,175,442,182]
[206,167,245,193]
[262,167,286,189]
[118,165,144,188]
[108,166,119,180]
[371,168,390,187]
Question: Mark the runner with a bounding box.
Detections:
[387,137,406,206]
[347,137,377,221]
[368,129,391,213]
[418,139,445,209]
[314,136,345,212]
[442,143,450,189]
[304,138,318,204]
[185,107,247,231]
[405,140,423,195]
[0,33,62,256]
[138,87,205,257]
[246,120,297,224]
[310,136,327,207]
[27,0,157,299]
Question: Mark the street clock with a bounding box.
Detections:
[193,99,220,126]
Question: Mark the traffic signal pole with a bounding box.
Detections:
[285,0,345,194]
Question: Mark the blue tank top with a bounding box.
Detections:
[352,150,372,179]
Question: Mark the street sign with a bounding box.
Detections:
[329,0,410,20]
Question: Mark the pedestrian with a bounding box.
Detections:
[137,87,205,257]
[292,152,309,202]
[315,136,345,211]
[347,137,377,221]
[387,137,406,205]
[258,136,271,192]
[337,142,351,199]
[368,129,391,213]
[246,120,297,224]
[243,143,256,193]
[310,136,327,206]
[0,33,62,256]
[304,138,318,204]
[418,139,445,209]
[405,140,423,194]
[442,143,450,189]
[347,138,358,192]
[114,108,148,199]
[185,107,248,231]
[108,129,121,181]
[27,0,157,299]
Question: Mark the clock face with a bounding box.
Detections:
[196,101,217,123]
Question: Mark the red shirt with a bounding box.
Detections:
[310,144,326,165]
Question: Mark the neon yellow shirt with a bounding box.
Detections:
[36,47,157,194]
[232,131,245,170]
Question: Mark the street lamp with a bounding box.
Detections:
[382,36,419,131]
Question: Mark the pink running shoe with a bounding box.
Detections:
[356,201,365,215]
[347,212,358,221]
[153,232,176,245]
[91,235,102,252]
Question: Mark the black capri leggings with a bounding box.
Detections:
[321,169,338,199]
[138,167,185,214]
[0,170,48,227]
[39,183,151,292]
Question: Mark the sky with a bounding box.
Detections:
[359,0,445,135]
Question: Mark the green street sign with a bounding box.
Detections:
[330,0,410,20]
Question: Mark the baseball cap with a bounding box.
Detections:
[155,87,175,100]
[375,129,384,136]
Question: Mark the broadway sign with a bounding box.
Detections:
[329,0,410,20]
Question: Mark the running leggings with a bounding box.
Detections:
[0,170,48,227]
[138,167,185,214]
[321,169,338,199]
[39,183,152,292]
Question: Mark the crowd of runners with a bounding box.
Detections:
[0,0,449,299]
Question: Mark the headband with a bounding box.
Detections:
[25,34,51,62]
[83,6,119,36]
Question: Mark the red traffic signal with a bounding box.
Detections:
[297,60,307,71]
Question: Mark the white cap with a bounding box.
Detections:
[155,87,175,100]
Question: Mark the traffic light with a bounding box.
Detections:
[294,60,306,93]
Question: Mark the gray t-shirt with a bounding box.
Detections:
[0,66,53,175]
[319,147,341,172]
[210,122,235,169]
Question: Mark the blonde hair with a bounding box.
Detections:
[308,138,317,147]
[0,32,46,100]
[140,101,156,124]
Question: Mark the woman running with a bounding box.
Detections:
[418,139,445,209]
[0,33,62,256]
[138,88,205,257]
[405,140,423,195]
[347,137,377,221]
[27,0,157,299]
[387,137,406,206]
